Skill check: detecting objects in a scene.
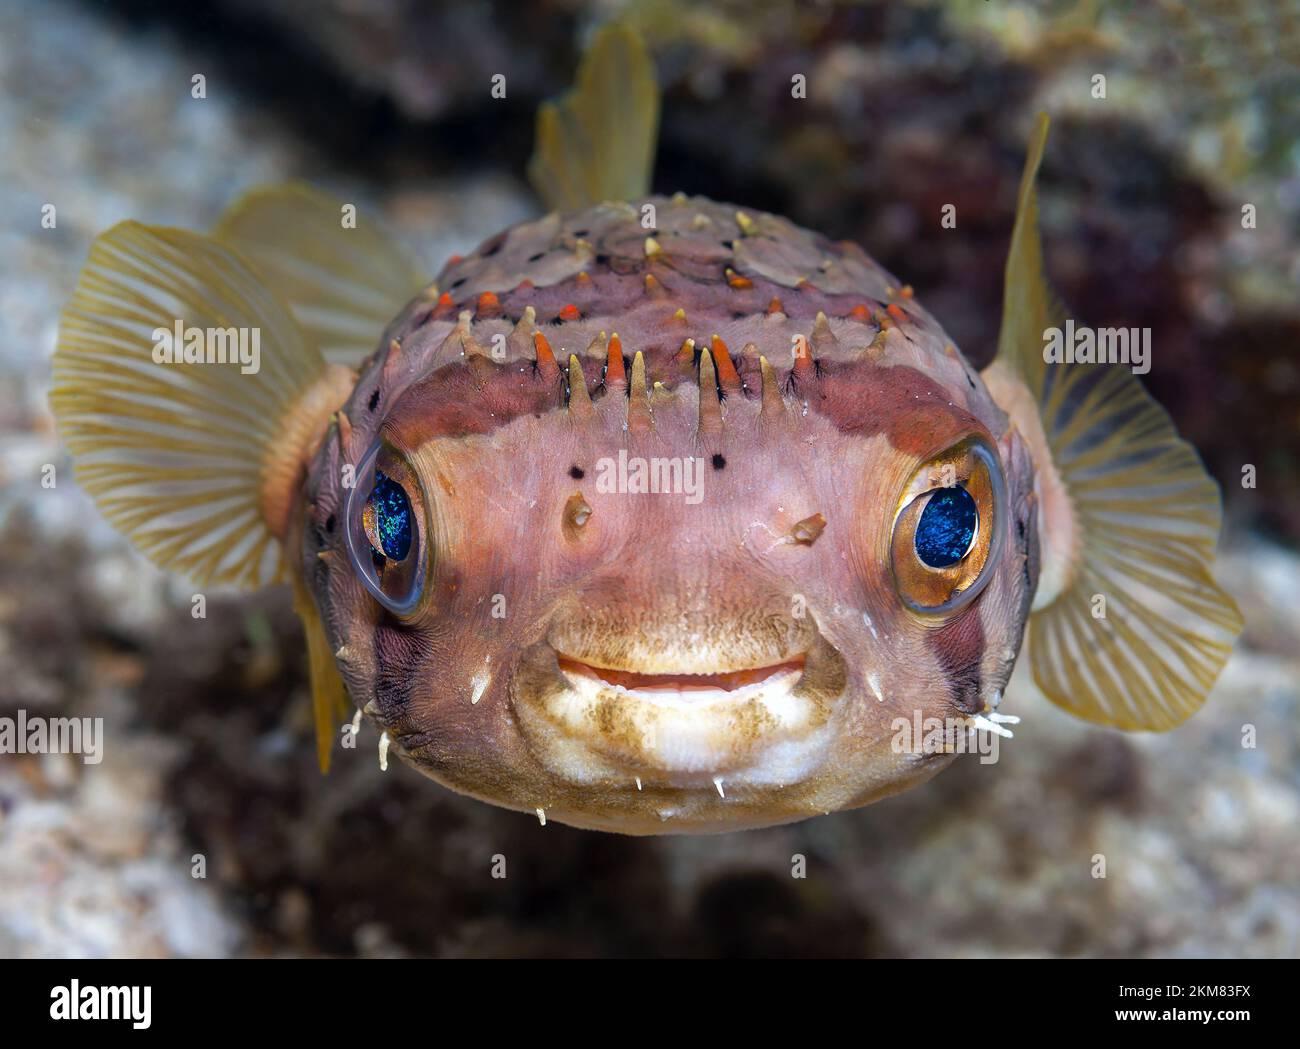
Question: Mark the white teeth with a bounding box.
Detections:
[536,807,547,826]
[714,777,726,798]
[378,731,391,770]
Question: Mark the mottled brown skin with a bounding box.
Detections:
[298,195,1039,834]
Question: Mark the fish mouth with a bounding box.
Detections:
[554,654,807,700]
[512,626,848,788]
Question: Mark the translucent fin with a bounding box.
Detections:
[986,113,1243,731]
[50,221,333,589]
[528,24,660,211]
[212,182,426,368]
[291,560,349,772]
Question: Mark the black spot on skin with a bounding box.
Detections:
[325,514,336,534]
[571,228,589,237]
[569,465,585,479]
[527,252,545,262]
[367,389,380,412]
[711,454,726,470]
[594,253,611,265]
[720,240,734,249]
[450,277,466,290]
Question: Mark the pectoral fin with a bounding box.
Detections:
[983,114,1243,731]
[213,181,428,367]
[50,220,355,768]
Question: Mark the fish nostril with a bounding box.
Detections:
[790,513,827,546]
[563,492,592,540]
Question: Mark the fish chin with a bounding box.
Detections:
[512,630,847,791]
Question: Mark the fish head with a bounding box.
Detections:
[303,197,1040,833]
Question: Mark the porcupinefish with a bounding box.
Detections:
[50,27,1241,833]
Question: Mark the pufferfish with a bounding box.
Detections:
[49,27,1241,834]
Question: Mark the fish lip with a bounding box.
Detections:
[553,653,809,700]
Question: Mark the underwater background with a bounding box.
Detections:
[1,0,1297,957]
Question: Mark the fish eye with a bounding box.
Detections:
[345,441,428,616]
[890,440,1005,614]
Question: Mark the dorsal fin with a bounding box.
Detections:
[982,113,1243,731]
[528,24,660,211]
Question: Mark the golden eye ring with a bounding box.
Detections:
[890,440,1005,615]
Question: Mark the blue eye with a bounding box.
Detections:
[914,486,977,568]
[365,470,412,561]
